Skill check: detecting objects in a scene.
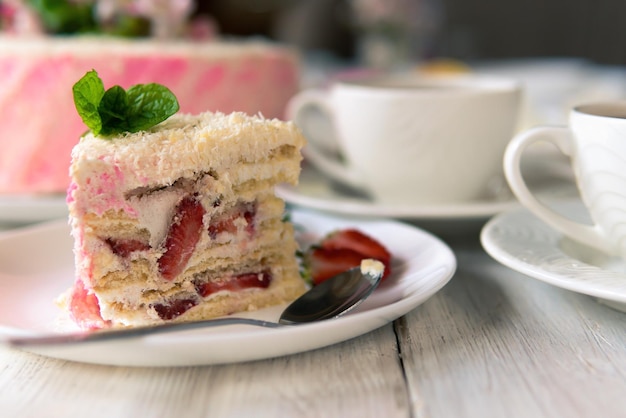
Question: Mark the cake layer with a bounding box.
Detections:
[81,193,288,290]
[81,217,301,327]
[96,233,296,303]
[0,37,300,193]
[68,112,304,218]
[94,224,303,324]
[100,259,303,326]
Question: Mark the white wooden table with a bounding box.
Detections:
[1,219,625,418]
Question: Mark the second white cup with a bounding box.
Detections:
[287,74,522,205]
[505,101,626,259]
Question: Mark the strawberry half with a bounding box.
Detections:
[320,229,391,261]
[305,247,373,285]
[158,196,206,281]
[317,229,391,279]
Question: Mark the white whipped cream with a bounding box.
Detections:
[360,259,385,278]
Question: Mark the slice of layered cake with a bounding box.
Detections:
[64,109,307,329]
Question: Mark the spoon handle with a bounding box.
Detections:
[6,317,284,347]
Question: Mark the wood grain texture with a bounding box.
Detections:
[398,246,626,418]
[0,324,409,418]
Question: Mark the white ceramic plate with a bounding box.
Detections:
[277,149,577,220]
[0,194,67,223]
[0,208,455,367]
[481,201,626,309]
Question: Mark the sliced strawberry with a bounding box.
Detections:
[68,279,108,330]
[208,215,237,239]
[105,238,150,257]
[320,229,391,263]
[195,270,272,297]
[305,247,369,285]
[158,196,206,281]
[208,201,256,239]
[318,229,392,280]
[152,297,199,320]
[243,207,255,236]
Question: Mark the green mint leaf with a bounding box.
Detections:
[98,85,130,135]
[126,84,180,133]
[72,71,180,138]
[72,70,105,135]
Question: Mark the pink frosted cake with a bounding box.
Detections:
[0,37,299,194]
[64,110,307,329]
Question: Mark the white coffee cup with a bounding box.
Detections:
[504,101,626,258]
[287,74,522,205]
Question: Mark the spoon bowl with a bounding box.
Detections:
[279,262,382,324]
[7,260,384,347]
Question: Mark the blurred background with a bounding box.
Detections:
[192,0,626,141]
[196,0,626,66]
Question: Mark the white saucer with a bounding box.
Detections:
[0,194,67,224]
[277,149,577,220]
[481,201,626,310]
[0,208,456,367]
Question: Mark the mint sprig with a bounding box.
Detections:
[73,70,180,137]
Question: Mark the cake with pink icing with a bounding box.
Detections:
[64,98,306,328]
[0,1,299,194]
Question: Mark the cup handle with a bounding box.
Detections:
[503,126,612,254]
[286,90,367,190]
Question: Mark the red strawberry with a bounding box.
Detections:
[105,238,150,257]
[152,297,199,321]
[195,270,272,297]
[305,247,370,285]
[208,202,256,239]
[208,216,236,239]
[158,196,205,281]
[68,279,108,330]
[320,229,391,262]
[317,229,392,280]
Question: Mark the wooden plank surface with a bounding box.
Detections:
[399,244,626,418]
[0,323,410,418]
